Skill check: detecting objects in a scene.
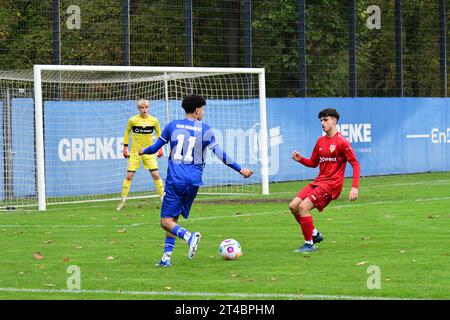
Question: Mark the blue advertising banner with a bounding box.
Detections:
[11,98,35,198]
[266,98,450,183]
[44,100,143,197]
[43,99,261,197]
[6,97,447,199]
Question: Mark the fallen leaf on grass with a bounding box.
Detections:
[117,229,127,233]
[44,240,53,244]
[245,278,256,282]
[33,252,44,260]
[63,257,71,263]
[230,270,239,277]
[355,261,367,266]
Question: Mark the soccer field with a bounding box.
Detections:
[0,172,449,300]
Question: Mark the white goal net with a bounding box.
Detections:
[0,65,269,211]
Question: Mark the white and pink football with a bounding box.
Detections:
[218,239,242,260]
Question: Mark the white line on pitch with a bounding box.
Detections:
[416,196,450,202]
[3,178,448,212]
[0,193,252,210]
[0,223,109,228]
[0,287,425,300]
[1,195,449,229]
[362,179,450,188]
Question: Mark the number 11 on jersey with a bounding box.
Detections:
[173,134,197,162]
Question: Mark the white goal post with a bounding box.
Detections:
[28,65,268,211]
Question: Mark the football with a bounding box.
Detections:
[218,239,242,260]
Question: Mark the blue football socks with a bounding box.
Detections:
[172,225,192,242]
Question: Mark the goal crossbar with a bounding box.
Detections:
[34,65,266,74]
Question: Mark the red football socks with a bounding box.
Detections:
[298,215,314,241]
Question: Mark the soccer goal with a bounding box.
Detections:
[0,65,269,211]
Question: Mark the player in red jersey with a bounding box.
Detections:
[289,108,360,252]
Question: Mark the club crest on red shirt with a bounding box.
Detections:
[330,144,336,153]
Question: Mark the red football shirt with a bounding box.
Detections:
[299,132,360,199]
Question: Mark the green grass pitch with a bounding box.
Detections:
[0,172,449,300]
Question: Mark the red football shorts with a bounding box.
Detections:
[297,184,332,212]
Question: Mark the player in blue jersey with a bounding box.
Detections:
[139,94,254,267]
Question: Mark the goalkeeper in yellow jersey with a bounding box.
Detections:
[117,99,164,210]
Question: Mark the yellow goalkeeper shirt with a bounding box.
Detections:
[123,114,161,154]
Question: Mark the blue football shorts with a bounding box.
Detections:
[161,183,200,219]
